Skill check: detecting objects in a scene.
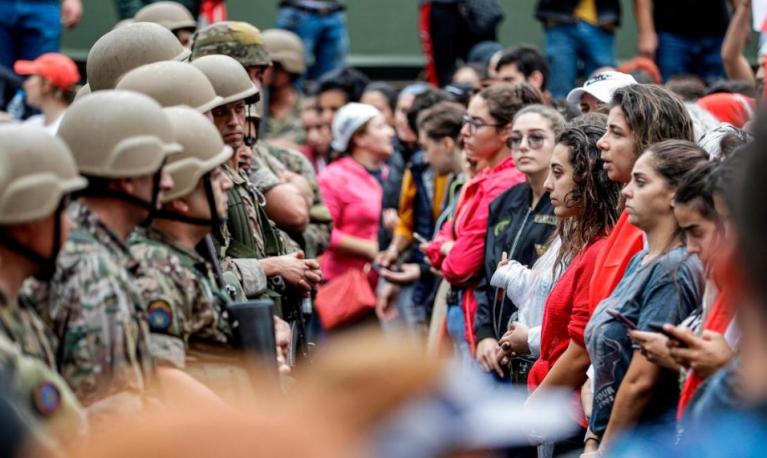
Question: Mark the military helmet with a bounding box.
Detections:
[57,90,182,179]
[116,61,223,113]
[191,54,259,105]
[73,83,91,102]
[262,29,306,74]
[162,106,232,202]
[191,21,271,67]
[0,126,86,224]
[87,22,191,91]
[134,1,196,32]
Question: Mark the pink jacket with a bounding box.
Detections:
[426,155,525,348]
[318,157,384,281]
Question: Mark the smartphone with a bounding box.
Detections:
[656,324,689,348]
[413,233,429,245]
[606,309,637,330]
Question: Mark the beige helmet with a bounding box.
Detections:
[0,126,86,224]
[73,83,91,103]
[162,106,232,202]
[191,54,259,105]
[57,90,181,179]
[191,21,271,67]
[262,29,306,75]
[134,1,196,32]
[115,61,223,113]
[87,22,191,91]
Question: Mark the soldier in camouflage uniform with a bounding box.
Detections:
[130,107,293,386]
[191,54,322,295]
[0,126,87,442]
[192,21,332,259]
[261,28,307,146]
[46,91,179,409]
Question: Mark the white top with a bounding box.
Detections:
[22,112,64,135]
[490,237,563,358]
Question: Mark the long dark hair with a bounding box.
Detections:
[555,123,622,268]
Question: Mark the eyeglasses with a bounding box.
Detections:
[462,115,505,134]
[509,133,548,150]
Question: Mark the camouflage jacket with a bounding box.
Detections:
[47,203,154,407]
[264,98,306,146]
[257,141,332,258]
[0,293,86,442]
[0,293,56,369]
[130,228,237,365]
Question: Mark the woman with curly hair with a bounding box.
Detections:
[522,121,622,453]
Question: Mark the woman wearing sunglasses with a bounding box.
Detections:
[474,104,564,378]
[424,83,542,357]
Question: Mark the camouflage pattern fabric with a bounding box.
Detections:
[46,202,154,407]
[262,141,332,258]
[130,228,236,362]
[191,21,272,67]
[0,294,57,369]
[264,99,306,146]
[0,325,86,445]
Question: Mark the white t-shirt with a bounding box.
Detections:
[22,112,64,135]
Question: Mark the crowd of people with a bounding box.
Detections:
[2,0,767,457]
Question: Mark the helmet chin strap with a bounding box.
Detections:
[0,199,66,282]
[243,103,257,147]
[155,173,225,229]
[74,168,164,228]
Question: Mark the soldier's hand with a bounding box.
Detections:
[274,316,292,374]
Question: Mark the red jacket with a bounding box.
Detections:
[529,238,607,426]
[588,211,644,313]
[426,155,525,349]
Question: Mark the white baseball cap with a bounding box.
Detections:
[566,71,637,105]
[331,102,381,152]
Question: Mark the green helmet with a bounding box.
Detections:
[87,22,191,91]
[115,61,223,113]
[191,21,272,67]
[262,29,306,75]
[191,54,259,105]
[0,126,86,224]
[162,106,232,202]
[58,90,182,179]
[134,1,196,32]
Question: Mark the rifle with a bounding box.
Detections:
[197,235,277,377]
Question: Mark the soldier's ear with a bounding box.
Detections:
[168,199,189,214]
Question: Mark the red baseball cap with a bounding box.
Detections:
[14,53,81,90]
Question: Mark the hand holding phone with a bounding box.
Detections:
[606,309,637,331]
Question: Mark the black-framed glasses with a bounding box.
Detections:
[509,133,548,150]
[462,115,504,134]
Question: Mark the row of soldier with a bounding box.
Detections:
[0,17,332,447]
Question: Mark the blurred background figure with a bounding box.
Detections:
[13,52,80,133]
[534,0,620,99]
[133,1,198,48]
[633,0,729,82]
[262,28,307,148]
[115,0,199,22]
[419,0,504,87]
[276,0,348,82]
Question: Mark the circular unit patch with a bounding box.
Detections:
[32,381,61,417]
[147,300,173,332]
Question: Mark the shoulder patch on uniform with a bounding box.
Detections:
[533,214,558,226]
[32,381,61,417]
[147,300,173,332]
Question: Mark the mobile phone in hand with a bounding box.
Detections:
[413,232,429,245]
[606,309,637,330]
